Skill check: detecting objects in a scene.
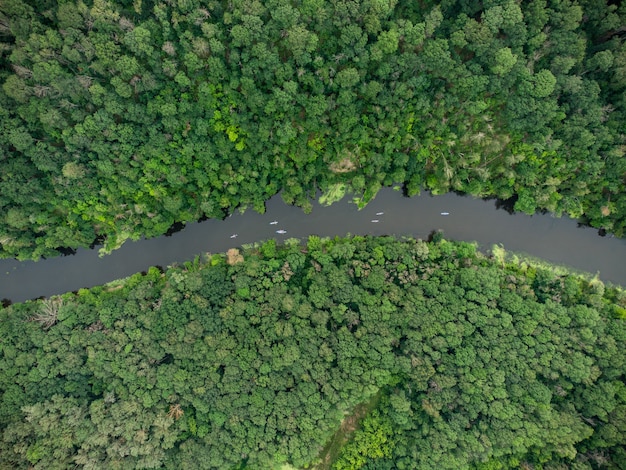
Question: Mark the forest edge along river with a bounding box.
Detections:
[2,189,626,303]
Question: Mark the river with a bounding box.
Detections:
[2,189,625,303]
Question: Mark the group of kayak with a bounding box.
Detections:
[230,221,286,239]
[229,211,450,238]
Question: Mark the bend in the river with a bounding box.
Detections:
[2,190,625,303]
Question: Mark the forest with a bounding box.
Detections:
[2,1,626,468]
[0,235,625,469]
[1,0,626,259]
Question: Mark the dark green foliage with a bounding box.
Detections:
[0,236,624,469]
[1,0,626,259]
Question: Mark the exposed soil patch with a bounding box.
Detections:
[329,157,357,173]
[226,248,244,265]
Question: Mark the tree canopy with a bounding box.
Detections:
[0,0,626,259]
[1,235,624,468]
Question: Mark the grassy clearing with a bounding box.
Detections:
[491,244,599,281]
[313,392,382,470]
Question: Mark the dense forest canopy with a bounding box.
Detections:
[0,0,625,259]
[0,235,625,469]
[2,2,626,468]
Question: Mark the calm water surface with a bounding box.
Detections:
[2,190,625,303]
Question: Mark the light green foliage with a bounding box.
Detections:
[333,409,394,469]
[491,48,517,76]
[531,69,557,98]
[319,183,347,206]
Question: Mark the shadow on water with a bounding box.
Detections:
[56,247,77,256]
[493,195,518,214]
[427,230,444,243]
[164,222,186,237]
[197,206,236,223]
[400,182,412,198]
[449,191,519,217]
[89,235,106,250]
[576,217,610,237]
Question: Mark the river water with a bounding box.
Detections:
[2,190,625,303]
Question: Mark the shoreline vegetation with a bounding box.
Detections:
[1,235,624,469]
[1,1,626,260]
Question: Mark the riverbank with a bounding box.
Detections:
[2,190,625,303]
